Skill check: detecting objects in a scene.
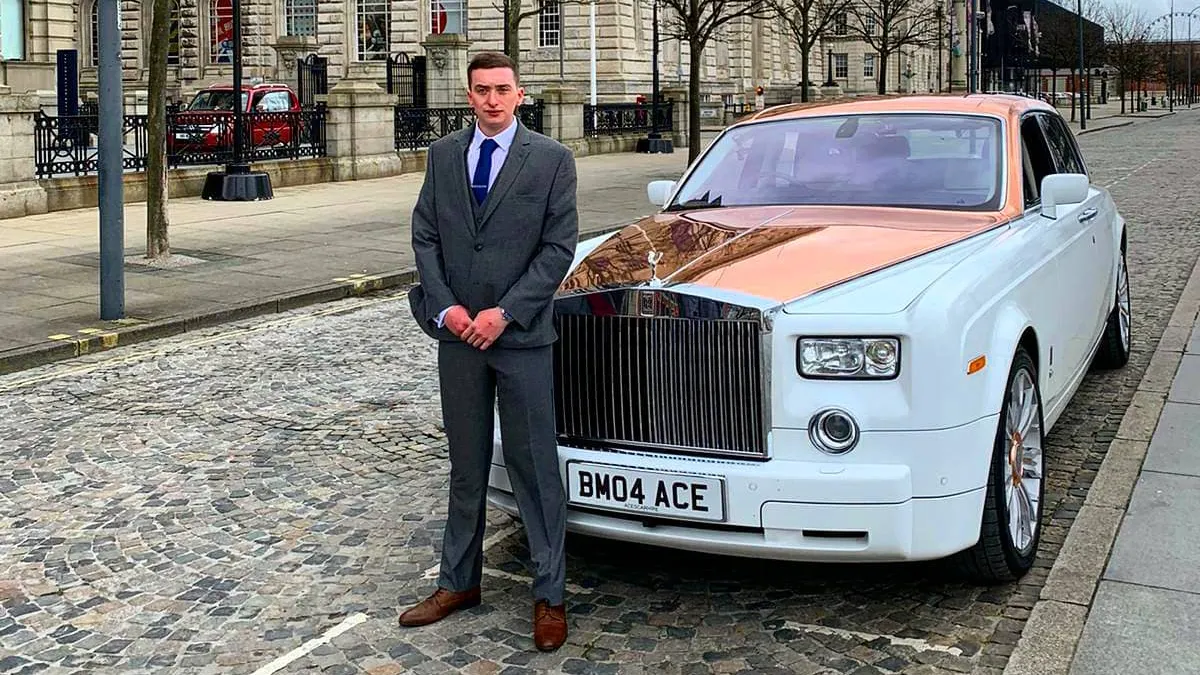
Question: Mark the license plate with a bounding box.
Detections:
[566,461,725,522]
[174,133,192,140]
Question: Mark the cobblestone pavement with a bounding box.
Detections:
[2,111,1199,675]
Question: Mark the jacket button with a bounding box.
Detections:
[474,243,483,251]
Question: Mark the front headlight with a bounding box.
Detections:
[797,337,900,379]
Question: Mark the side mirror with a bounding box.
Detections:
[1040,173,1090,219]
[647,180,676,207]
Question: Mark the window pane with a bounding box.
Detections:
[431,0,466,35]
[286,0,317,37]
[538,0,560,48]
[669,114,1004,211]
[211,0,233,64]
[0,0,24,60]
[357,0,388,59]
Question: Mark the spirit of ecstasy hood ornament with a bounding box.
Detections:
[647,250,664,287]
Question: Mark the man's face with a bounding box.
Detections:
[467,66,524,135]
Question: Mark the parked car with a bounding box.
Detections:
[168,82,301,155]
[486,94,1130,583]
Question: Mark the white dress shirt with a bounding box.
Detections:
[437,117,519,328]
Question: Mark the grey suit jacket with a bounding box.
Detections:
[408,120,579,349]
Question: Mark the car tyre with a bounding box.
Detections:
[954,346,1045,584]
[1094,241,1131,369]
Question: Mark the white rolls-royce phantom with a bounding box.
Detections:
[486,94,1130,583]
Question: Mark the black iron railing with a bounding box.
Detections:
[583,102,674,137]
[393,101,545,151]
[34,105,329,179]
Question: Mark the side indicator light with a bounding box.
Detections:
[968,355,987,375]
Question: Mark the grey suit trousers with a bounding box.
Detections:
[436,340,567,606]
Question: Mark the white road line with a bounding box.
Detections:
[421,523,522,580]
[1103,158,1157,189]
[250,612,369,675]
[780,620,964,656]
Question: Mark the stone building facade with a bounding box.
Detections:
[1,0,946,107]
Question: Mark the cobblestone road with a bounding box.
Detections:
[3,110,1200,675]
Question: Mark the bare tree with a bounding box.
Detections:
[495,0,595,75]
[1099,1,1152,114]
[659,0,772,164]
[146,0,171,260]
[847,0,939,95]
[770,0,853,101]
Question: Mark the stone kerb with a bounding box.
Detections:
[0,88,49,219]
[325,64,405,182]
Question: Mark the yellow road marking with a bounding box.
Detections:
[47,334,72,340]
[77,328,102,335]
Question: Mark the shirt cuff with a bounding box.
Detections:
[436,306,452,328]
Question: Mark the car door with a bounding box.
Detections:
[1011,114,1077,408]
[1039,112,1115,349]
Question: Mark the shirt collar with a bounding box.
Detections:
[472,116,518,152]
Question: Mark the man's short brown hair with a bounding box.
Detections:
[467,51,519,85]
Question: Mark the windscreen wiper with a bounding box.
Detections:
[665,193,723,211]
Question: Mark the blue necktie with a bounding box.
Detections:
[472,138,499,205]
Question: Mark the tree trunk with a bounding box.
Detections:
[507,7,522,76]
[687,41,703,165]
[877,51,889,95]
[800,47,810,102]
[146,0,170,260]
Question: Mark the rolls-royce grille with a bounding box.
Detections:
[553,314,767,458]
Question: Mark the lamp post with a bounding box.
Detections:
[1077,0,1086,129]
[97,0,124,319]
[202,0,273,200]
[637,0,672,153]
[825,48,836,86]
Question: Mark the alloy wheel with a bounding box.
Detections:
[1004,367,1043,556]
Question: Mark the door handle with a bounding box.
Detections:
[1078,208,1099,223]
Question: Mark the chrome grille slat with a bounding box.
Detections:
[552,312,767,459]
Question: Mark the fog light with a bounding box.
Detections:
[809,408,860,454]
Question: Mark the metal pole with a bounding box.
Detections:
[232,0,245,166]
[966,0,974,92]
[589,0,596,107]
[1170,1,1175,112]
[1077,0,1085,129]
[97,0,125,320]
[651,0,659,137]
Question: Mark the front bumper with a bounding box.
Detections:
[486,418,996,563]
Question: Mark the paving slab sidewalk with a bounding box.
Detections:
[1066,307,1200,675]
[0,150,694,373]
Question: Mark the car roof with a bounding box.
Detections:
[199,83,292,92]
[739,93,1055,123]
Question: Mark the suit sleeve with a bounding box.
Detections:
[411,148,458,325]
[498,148,579,329]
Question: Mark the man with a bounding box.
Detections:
[401,51,578,652]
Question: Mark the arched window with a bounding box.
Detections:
[168,0,181,64]
[0,0,24,60]
[285,0,317,36]
[210,0,233,63]
[356,0,389,60]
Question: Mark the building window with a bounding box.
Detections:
[166,0,181,65]
[834,12,847,36]
[864,54,875,79]
[834,53,848,79]
[0,0,25,60]
[90,1,99,66]
[356,0,389,59]
[285,0,317,37]
[864,15,875,34]
[538,0,560,48]
[210,0,234,63]
[430,0,466,36]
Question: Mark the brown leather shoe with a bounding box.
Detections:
[533,600,567,651]
[397,587,481,627]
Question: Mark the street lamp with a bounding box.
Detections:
[825,48,836,87]
[636,0,672,153]
[202,0,273,201]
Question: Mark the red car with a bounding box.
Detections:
[168,82,301,155]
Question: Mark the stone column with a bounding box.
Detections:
[661,85,688,149]
[272,36,318,93]
[324,63,403,182]
[950,0,968,92]
[420,33,471,108]
[0,88,48,218]
[539,85,585,152]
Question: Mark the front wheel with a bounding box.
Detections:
[1094,242,1131,369]
[953,346,1046,584]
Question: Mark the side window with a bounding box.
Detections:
[1039,114,1087,175]
[264,92,291,112]
[1020,115,1056,208]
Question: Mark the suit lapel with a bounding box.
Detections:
[478,122,532,229]
[450,126,476,230]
